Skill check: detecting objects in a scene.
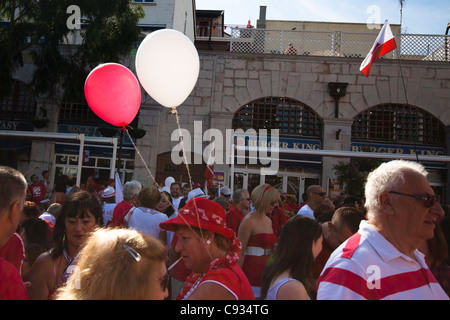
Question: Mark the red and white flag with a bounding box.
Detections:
[360,20,397,77]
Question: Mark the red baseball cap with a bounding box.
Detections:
[160,197,234,240]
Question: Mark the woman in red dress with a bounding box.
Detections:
[238,184,279,298]
[160,197,254,300]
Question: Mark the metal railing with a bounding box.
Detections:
[229,28,450,61]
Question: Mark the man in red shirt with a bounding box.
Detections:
[226,189,251,234]
[110,180,142,227]
[0,166,28,300]
[26,174,46,206]
[313,206,365,279]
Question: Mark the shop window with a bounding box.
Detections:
[352,104,445,146]
[0,80,36,120]
[232,97,322,138]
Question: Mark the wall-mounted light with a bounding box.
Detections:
[328,82,348,118]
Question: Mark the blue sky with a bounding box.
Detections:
[195,0,449,35]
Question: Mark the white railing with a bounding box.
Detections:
[229,28,450,61]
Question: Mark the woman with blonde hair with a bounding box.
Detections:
[55,228,168,300]
[237,184,279,298]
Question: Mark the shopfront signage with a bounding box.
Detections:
[351,141,446,157]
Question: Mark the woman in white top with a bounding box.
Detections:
[261,216,323,300]
[128,186,168,246]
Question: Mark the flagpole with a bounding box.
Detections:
[359,20,420,162]
[394,41,420,162]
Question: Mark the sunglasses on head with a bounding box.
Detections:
[388,191,439,208]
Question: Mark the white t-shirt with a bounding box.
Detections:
[296,204,315,220]
[172,196,184,211]
[102,203,117,227]
[128,207,168,240]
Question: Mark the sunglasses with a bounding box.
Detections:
[313,192,326,197]
[388,191,439,208]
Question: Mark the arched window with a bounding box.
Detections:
[0,80,37,120]
[232,97,322,138]
[352,104,445,146]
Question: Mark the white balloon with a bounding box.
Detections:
[165,176,175,188]
[135,29,200,108]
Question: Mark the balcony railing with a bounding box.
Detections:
[228,28,450,61]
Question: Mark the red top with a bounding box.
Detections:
[226,204,244,234]
[27,183,47,205]
[0,258,28,300]
[269,207,288,239]
[242,233,277,287]
[313,238,334,279]
[199,264,255,300]
[0,233,25,276]
[110,200,133,227]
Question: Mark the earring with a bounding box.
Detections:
[206,239,211,245]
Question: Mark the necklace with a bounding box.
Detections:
[182,274,205,300]
[63,248,74,265]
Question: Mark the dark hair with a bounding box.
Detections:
[161,191,175,217]
[52,190,103,259]
[0,166,27,215]
[314,204,335,223]
[21,217,50,250]
[54,175,68,193]
[332,206,365,234]
[23,201,41,219]
[261,215,322,300]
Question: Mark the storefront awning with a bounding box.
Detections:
[0,130,118,186]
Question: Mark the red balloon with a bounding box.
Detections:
[84,63,141,127]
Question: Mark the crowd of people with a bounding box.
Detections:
[1,159,449,300]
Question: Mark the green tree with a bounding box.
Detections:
[332,147,382,197]
[0,0,144,99]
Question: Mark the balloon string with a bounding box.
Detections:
[172,107,194,190]
[124,128,157,185]
[172,106,212,261]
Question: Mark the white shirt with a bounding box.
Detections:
[317,221,449,300]
[296,204,315,220]
[128,207,168,240]
[172,196,183,211]
[102,203,117,227]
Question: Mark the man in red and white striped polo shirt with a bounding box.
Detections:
[317,160,449,300]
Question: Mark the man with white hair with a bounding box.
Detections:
[317,160,448,300]
[110,180,142,227]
